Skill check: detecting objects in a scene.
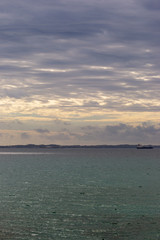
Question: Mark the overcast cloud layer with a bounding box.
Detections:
[0,0,160,145]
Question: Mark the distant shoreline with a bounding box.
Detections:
[0,144,158,149]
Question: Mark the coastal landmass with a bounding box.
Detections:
[0,144,158,149]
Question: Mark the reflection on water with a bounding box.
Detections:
[0,148,160,239]
[0,152,55,155]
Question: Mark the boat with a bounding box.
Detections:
[137,144,153,149]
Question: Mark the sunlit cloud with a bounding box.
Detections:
[35,68,76,73]
[89,66,114,70]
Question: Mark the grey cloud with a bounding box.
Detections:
[46,132,71,142]
[12,119,23,125]
[4,88,29,99]
[34,128,50,134]
[79,123,160,144]
[54,119,63,125]
[40,122,160,145]
[21,132,30,139]
[141,0,160,10]
[0,119,23,129]
[64,122,71,126]
[53,119,71,125]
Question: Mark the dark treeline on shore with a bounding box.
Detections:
[0,144,159,149]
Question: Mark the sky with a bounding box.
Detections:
[0,0,160,145]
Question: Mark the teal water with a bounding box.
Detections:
[0,148,160,239]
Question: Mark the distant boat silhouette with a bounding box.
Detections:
[137,144,153,149]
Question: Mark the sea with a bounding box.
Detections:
[0,147,160,240]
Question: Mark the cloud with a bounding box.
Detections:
[29,122,160,145]
[0,119,23,129]
[142,0,160,10]
[12,119,23,125]
[0,122,160,145]
[53,119,71,125]
[34,128,50,134]
[78,123,160,144]
[21,132,30,139]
